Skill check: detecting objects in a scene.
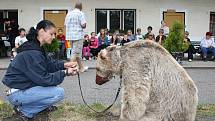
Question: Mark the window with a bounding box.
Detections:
[96,9,136,34]
[96,10,107,33]
[0,11,3,32]
[0,10,18,33]
[124,10,135,34]
[110,10,120,33]
[210,12,215,36]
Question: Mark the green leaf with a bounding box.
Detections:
[163,21,189,53]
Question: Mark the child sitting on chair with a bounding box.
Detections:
[11,28,28,61]
[83,34,91,60]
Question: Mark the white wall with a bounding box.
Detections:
[0,0,215,41]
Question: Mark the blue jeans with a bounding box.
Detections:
[66,48,72,60]
[59,42,65,58]
[201,47,215,57]
[7,86,64,118]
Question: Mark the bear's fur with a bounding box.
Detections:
[96,40,198,121]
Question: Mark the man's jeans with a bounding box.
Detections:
[7,86,64,118]
[201,47,215,57]
[66,48,72,60]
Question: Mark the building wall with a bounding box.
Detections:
[0,0,215,40]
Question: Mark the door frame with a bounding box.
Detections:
[163,12,185,28]
[43,10,68,20]
[40,7,72,21]
[160,8,188,31]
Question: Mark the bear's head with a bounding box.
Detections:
[95,46,122,85]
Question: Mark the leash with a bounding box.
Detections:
[77,72,122,114]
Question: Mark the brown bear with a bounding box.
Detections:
[95,40,198,121]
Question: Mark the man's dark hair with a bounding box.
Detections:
[19,28,26,33]
[4,18,10,22]
[58,28,63,32]
[91,32,95,35]
[147,26,153,30]
[75,2,82,10]
[137,28,141,32]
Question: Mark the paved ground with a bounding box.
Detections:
[1,58,215,121]
[0,57,215,104]
[1,57,215,69]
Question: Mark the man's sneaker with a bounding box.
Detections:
[44,106,58,112]
[203,58,207,62]
[188,59,192,62]
[80,66,89,72]
[195,53,201,56]
[13,107,33,121]
[210,56,215,61]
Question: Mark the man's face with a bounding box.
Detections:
[148,29,152,33]
[91,33,96,38]
[159,31,164,35]
[5,21,10,25]
[85,35,89,40]
[185,33,189,38]
[206,35,211,40]
[20,31,26,37]
[124,35,128,40]
[162,21,166,26]
[127,31,132,36]
[148,35,153,40]
[58,30,63,35]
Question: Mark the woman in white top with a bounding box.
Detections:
[161,20,169,36]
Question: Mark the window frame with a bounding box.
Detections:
[210,12,215,36]
[95,9,136,34]
[0,9,18,33]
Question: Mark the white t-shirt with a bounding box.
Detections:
[161,26,169,36]
[15,36,28,46]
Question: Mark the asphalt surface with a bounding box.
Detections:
[0,68,215,104]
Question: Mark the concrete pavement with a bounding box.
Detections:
[1,57,215,70]
[1,57,215,104]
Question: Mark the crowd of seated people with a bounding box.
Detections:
[80,26,215,62]
[2,18,214,62]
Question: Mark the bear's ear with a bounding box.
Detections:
[100,49,108,60]
[107,45,117,52]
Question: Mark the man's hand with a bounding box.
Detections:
[66,66,79,76]
[64,61,78,69]
[81,23,86,29]
[208,45,212,48]
[68,67,79,76]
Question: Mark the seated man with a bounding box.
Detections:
[200,32,215,61]
[184,31,195,62]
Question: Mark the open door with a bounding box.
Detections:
[163,10,185,28]
[44,10,68,35]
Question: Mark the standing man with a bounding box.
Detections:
[65,2,88,72]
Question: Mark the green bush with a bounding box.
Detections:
[163,21,189,53]
[43,38,60,53]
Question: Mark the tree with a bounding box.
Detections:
[163,21,189,53]
[43,38,60,53]
[43,38,60,59]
